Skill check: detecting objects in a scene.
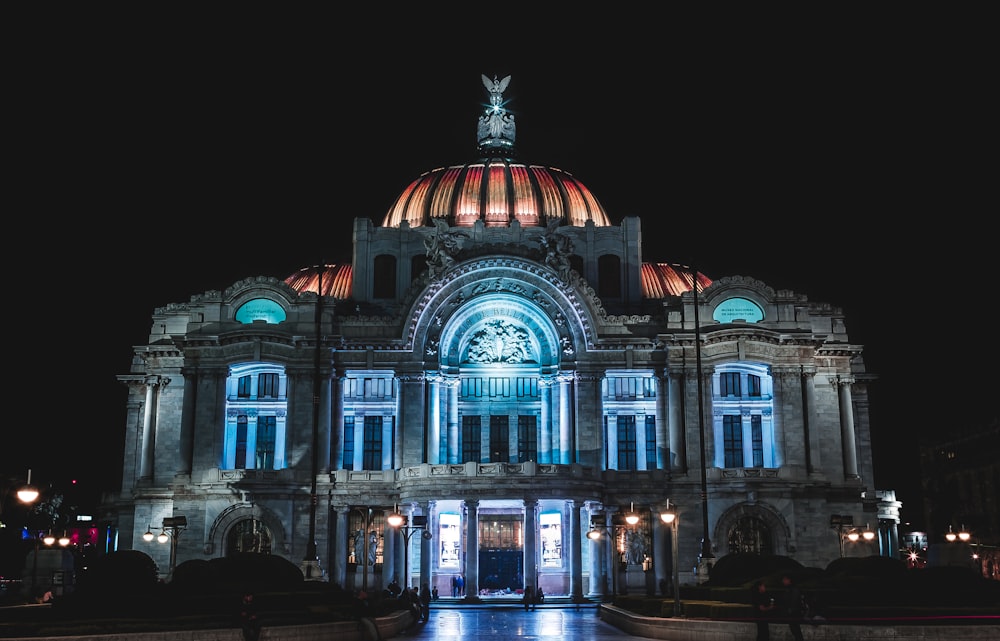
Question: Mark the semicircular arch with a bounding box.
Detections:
[209,503,289,557]
[404,256,598,360]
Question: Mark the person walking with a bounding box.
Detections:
[780,575,805,641]
[239,592,261,641]
[523,586,534,612]
[750,580,775,641]
[419,583,432,622]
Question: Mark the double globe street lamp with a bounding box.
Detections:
[587,504,640,597]
[144,516,187,581]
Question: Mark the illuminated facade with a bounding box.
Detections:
[112,75,899,598]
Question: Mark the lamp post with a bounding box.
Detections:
[150,516,187,581]
[15,469,42,597]
[659,502,682,617]
[691,265,714,577]
[352,507,380,595]
[387,509,430,590]
[587,505,640,598]
[830,515,874,557]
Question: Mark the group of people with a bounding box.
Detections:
[450,574,465,597]
[521,585,545,611]
[751,575,812,641]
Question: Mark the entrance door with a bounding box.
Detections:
[478,513,523,593]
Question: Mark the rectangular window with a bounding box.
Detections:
[256,416,276,470]
[748,374,762,397]
[540,512,563,567]
[343,416,355,470]
[237,376,251,399]
[515,377,538,398]
[751,415,764,467]
[461,378,484,398]
[361,416,381,470]
[617,415,637,471]
[259,373,279,398]
[362,415,382,470]
[488,378,510,398]
[723,415,743,467]
[235,415,248,469]
[489,415,509,462]
[720,372,741,398]
[517,415,537,463]
[462,416,481,463]
[439,513,461,568]
[644,415,657,469]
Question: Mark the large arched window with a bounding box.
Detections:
[728,515,773,555]
[712,363,774,469]
[224,363,288,471]
[227,518,272,555]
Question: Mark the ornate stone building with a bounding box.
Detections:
[111,74,899,598]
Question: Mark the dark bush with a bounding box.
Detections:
[170,553,304,595]
[704,553,804,587]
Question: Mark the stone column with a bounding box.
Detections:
[333,507,348,587]
[428,374,441,464]
[607,414,619,469]
[802,368,818,470]
[539,377,553,464]
[668,370,685,474]
[587,504,605,598]
[652,508,667,595]
[655,371,668,470]
[139,377,156,481]
[333,373,345,469]
[560,373,576,464]
[447,378,460,464]
[570,501,584,602]
[419,501,433,591]
[178,369,197,476]
[463,499,479,601]
[317,368,332,473]
[836,376,859,478]
[523,499,538,593]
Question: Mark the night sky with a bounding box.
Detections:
[6,17,993,533]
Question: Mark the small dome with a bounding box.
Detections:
[641,263,712,298]
[284,264,352,299]
[381,74,610,230]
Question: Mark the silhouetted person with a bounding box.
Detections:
[780,575,805,641]
[240,592,260,641]
[523,586,534,611]
[750,580,775,641]
[419,583,431,621]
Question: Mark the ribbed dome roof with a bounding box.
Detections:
[381,74,610,230]
[381,161,610,229]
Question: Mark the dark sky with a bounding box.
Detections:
[7,19,993,531]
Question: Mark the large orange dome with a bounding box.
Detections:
[381,161,610,229]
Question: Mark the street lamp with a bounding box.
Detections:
[830,515,874,557]
[152,516,187,581]
[587,508,638,597]
[387,508,431,590]
[659,501,682,617]
[16,469,42,597]
[945,524,970,543]
[16,469,39,504]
